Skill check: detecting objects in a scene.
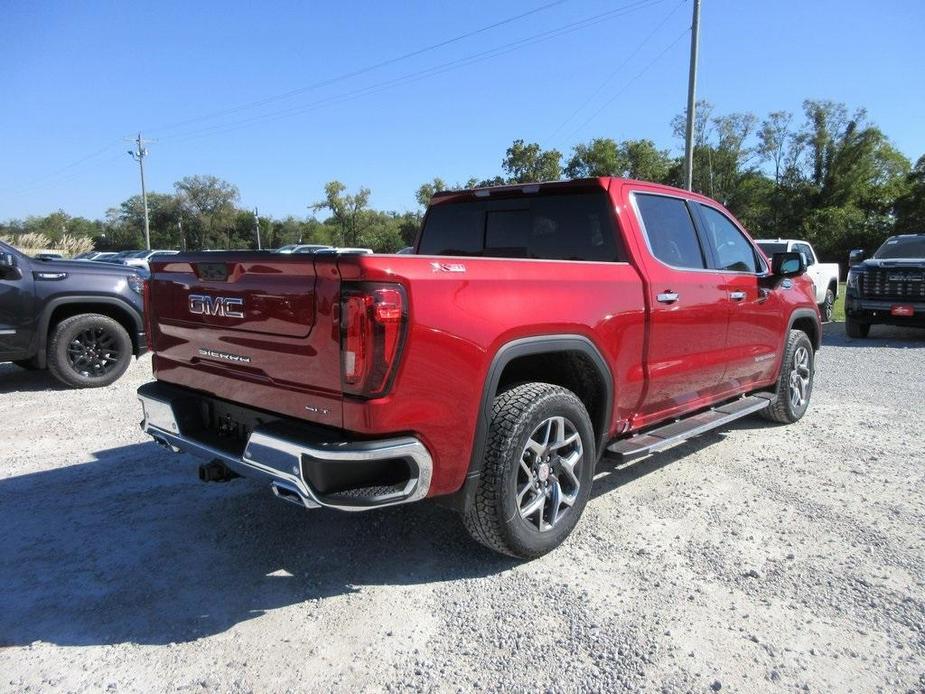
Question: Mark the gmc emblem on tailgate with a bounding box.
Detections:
[188,294,245,318]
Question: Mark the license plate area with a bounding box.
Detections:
[891,304,915,317]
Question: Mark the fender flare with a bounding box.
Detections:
[35,295,144,368]
[776,308,822,380]
[452,334,613,508]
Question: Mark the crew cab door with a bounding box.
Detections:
[692,203,782,388]
[627,190,730,420]
[0,249,35,358]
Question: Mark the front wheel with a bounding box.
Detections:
[846,317,870,338]
[463,382,595,559]
[761,330,815,424]
[46,313,133,388]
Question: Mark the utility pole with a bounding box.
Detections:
[127,133,154,250]
[253,207,263,250]
[683,0,702,192]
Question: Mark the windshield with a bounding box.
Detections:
[873,236,925,259]
[756,242,788,257]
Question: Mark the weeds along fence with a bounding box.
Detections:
[0,233,94,258]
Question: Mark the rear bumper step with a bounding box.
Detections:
[137,383,432,511]
[606,393,775,462]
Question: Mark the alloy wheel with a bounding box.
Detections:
[66,327,122,377]
[517,416,583,532]
[789,345,811,409]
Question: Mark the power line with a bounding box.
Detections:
[146,0,570,136]
[564,25,690,140]
[548,0,686,144]
[0,140,122,196]
[159,0,669,145]
[4,2,570,199]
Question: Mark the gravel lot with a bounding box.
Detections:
[1,324,923,693]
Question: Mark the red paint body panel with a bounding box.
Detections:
[146,177,820,499]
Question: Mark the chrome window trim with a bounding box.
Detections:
[695,201,770,275]
[628,190,770,277]
[629,190,712,274]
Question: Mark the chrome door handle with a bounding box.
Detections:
[729,290,747,301]
[656,292,679,304]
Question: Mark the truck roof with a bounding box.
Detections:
[429,177,722,205]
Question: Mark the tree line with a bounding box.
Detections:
[2,99,923,262]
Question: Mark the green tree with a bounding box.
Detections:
[415,177,447,209]
[311,180,371,247]
[501,139,562,183]
[174,175,240,249]
[894,155,925,233]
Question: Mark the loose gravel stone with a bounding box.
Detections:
[0,323,923,691]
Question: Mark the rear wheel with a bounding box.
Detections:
[846,317,870,338]
[463,382,595,559]
[46,314,132,388]
[820,288,835,323]
[761,330,814,424]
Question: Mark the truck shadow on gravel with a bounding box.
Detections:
[0,362,69,394]
[0,443,518,648]
[822,322,925,348]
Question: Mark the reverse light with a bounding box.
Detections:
[341,283,407,398]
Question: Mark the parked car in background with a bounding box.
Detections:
[397,246,415,254]
[74,251,117,261]
[274,244,333,254]
[122,250,180,272]
[0,239,147,387]
[137,177,820,558]
[845,232,925,337]
[756,239,840,321]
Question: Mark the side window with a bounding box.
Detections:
[634,194,705,269]
[698,204,759,273]
[794,243,814,266]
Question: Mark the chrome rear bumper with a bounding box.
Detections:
[138,384,432,512]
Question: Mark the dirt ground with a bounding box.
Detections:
[1,323,923,693]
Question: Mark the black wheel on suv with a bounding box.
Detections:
[46,313,132,388]
[820,288,835,323]
[761,330,815,424]
[463,382,595,559]
[846,317,870,338]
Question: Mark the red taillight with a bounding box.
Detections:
[341,283,407,397]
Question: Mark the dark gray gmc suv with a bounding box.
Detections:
[0,240,147,387]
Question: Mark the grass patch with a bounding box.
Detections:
[833,282,846,322]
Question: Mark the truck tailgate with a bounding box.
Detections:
[147,253,344,427]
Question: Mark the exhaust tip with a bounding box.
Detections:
[271,481,311,508]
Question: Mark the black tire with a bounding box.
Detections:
[13,357,40,370]
[46,313,133,388]
[846,317,870,338]
[463,382,596,559]
[819,288,835,323]
[761,330,815,424]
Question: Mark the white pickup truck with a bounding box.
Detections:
[756,239,840,321]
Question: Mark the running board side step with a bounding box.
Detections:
[606,393,775,463]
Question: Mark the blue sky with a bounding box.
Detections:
[1,0,923,220]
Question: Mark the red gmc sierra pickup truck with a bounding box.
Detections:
[138,177,821,558]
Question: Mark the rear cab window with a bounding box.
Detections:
[418,191,626,262]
